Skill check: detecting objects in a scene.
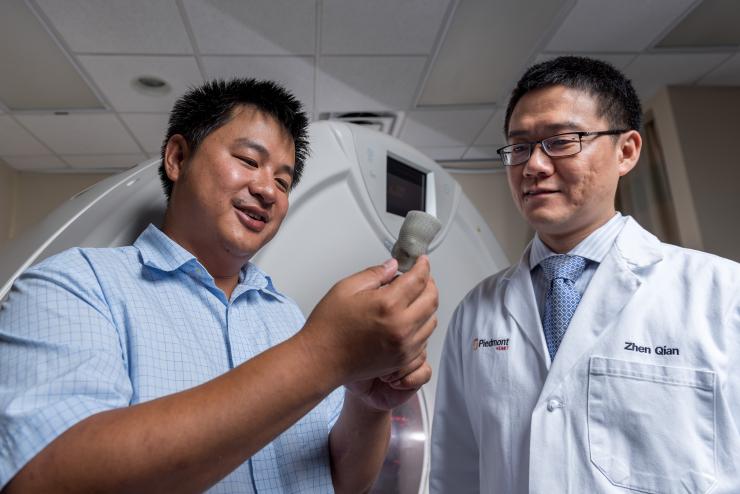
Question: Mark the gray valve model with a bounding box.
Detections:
[391,210,443,272]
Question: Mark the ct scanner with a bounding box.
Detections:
[0,121,508,493]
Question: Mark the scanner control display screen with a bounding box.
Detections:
[386,156,425,217]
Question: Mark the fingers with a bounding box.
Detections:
[306,254,436,385]
[405,311,437,357]
[407,276,438,326]
[384,255,431,308]
[388,362,432,390]
[339,258,399,294]
[380,348,427,383]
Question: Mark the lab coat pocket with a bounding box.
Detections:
[587,357,715,494]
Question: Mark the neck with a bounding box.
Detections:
[212,274,240,300]
[538,212,616,254]
[539,230,589,254]
[162,210,245,299]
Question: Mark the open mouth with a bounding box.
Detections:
[234,204,268,232]
[524,189,557,197]
[242,210,266,222]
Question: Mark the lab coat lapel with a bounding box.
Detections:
[540,218,664,398]
[503,243,549,365]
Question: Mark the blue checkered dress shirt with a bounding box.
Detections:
[0,224,343,493]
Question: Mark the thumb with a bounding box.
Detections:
[342,258,398,293]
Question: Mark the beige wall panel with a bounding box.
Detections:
[644,88,704,250]
[667,86,740,262]
[12,172,113,241]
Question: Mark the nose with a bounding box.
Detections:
[249,169,277,205]
[522,143,554,177]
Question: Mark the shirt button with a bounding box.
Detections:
[547,399,562,412]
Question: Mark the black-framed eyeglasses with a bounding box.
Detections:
[496,130,629,166]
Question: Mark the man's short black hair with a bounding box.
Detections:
[159,78,309,201]
[504,56,642,136]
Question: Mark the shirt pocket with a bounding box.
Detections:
[587,356,716,494]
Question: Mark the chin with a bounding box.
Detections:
[524,207,565,226]
[216,232,253,258]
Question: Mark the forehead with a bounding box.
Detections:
[508,86,605,136]
[219,106,286,135]
[209,106,294,150]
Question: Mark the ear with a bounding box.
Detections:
[616,130,642,177]
[163,135,190,184]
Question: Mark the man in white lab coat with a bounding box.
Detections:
[430,56,740,493]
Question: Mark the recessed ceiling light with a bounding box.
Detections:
[132,76,171,96]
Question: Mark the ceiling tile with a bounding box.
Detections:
[0,116,51,155]
[120,113,170,153]
[2,155,68,171]
[419,0,571,106]
[182,0,315,55]
[399,109,494,147]
[16,113,141,155]
[62,154,147,169]
[203,56,315,111]
[321,0,450,55]
[416,146,467,161]
[0,0,103,111]
[77,55,203,112]
[474,109,507,146]
[699,52,740,85]
[546,0,697,52]
[657,0,740,48]
[624,53,731,102]
[463,146,501,160]
[36,0,192,54]
[317,56,427,112]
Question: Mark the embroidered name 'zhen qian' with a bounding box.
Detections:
[624,341,679,355]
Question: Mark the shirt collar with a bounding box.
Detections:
[134,224,287,301]
[529,212,627,270]
[237,262,286,301]
[135,224,196,272]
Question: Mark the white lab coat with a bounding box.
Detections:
[430,218,740,494]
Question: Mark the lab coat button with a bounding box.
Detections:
[547,399,562,412]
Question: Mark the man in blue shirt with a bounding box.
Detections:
[0,79,438,493]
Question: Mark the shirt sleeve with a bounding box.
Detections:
[0,250,132,488]
[429,304,480,494]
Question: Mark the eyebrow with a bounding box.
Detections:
[233,138,269,156]
[507,121,584,139]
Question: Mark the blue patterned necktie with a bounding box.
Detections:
[541,255,587,361]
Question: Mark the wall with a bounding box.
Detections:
[667,87,740,262]
[0,160,18,250]
[0,171,113,251]
[641,88,704,250]
[449,169,532,264]
[643,86,740,262]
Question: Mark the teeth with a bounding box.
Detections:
[247,212,264,221]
